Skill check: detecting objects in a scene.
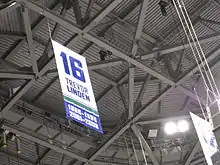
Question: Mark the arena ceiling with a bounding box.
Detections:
[0,0,220,164]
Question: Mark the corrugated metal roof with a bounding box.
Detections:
[0,7,22,32]
[0,37,17,58]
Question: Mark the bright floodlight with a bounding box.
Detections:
[164,122,177,135]
[177,120,189,133]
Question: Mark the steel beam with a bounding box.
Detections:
[141,33,220,60]
[0,1,20,14]
[72,0,83,26]
[88,59,123,70]
[92,71,116,86]
[35,148,51,165]
[96,72,128,103]
[176,45,220,86]
[134,74,150,110]
[200,17,220,26]
[0,32,25,40]
[45,59,123,77]
[190,157,205,165]
[128,67,134,118]
[184,141,200,165]
[84,33,175,85]
[132,125,159,165]
[22,6,39,74]
[94,1,157,44]
[2,123,88,162]
[0,71,34,79]
[132,0,150,56]
[84,0,95,22]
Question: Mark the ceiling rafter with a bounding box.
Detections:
[141,33,220,60]
[131,0,150,56]
[21,6,39,74]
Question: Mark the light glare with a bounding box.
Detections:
[164,122,177,135]
[177,120,189,133]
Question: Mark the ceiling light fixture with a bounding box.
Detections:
[164,120,190,135]
[164,122,178,135]
[177,120,189,133]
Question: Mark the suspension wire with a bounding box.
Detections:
[139,137,148,165]
[172,0,210,92]
[179,0,220,98]
[175,0,220,101]
[129,130,140,165]
[194,88,207,121]
[124,134,133,165]
[176,0,214,92]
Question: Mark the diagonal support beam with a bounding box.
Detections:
[141,33,220,60]
[0,32,25,39]
[134,74,151,110]
[0,71,34,79]
[96,72,128,103]
[72,0,83,26]
[0,1,20,14]
[84,0,95,23]
[184,140,200,165]
[132,125,159,165]
[200,17,220,26]
[132,0,150,56]
[128,67,134,118]
[22,6,39,74]
[35,148,51,165]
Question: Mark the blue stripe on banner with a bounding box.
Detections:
[64,100,103,133]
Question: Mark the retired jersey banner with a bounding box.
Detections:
[52,40,103,133]
[190,112,218,165]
